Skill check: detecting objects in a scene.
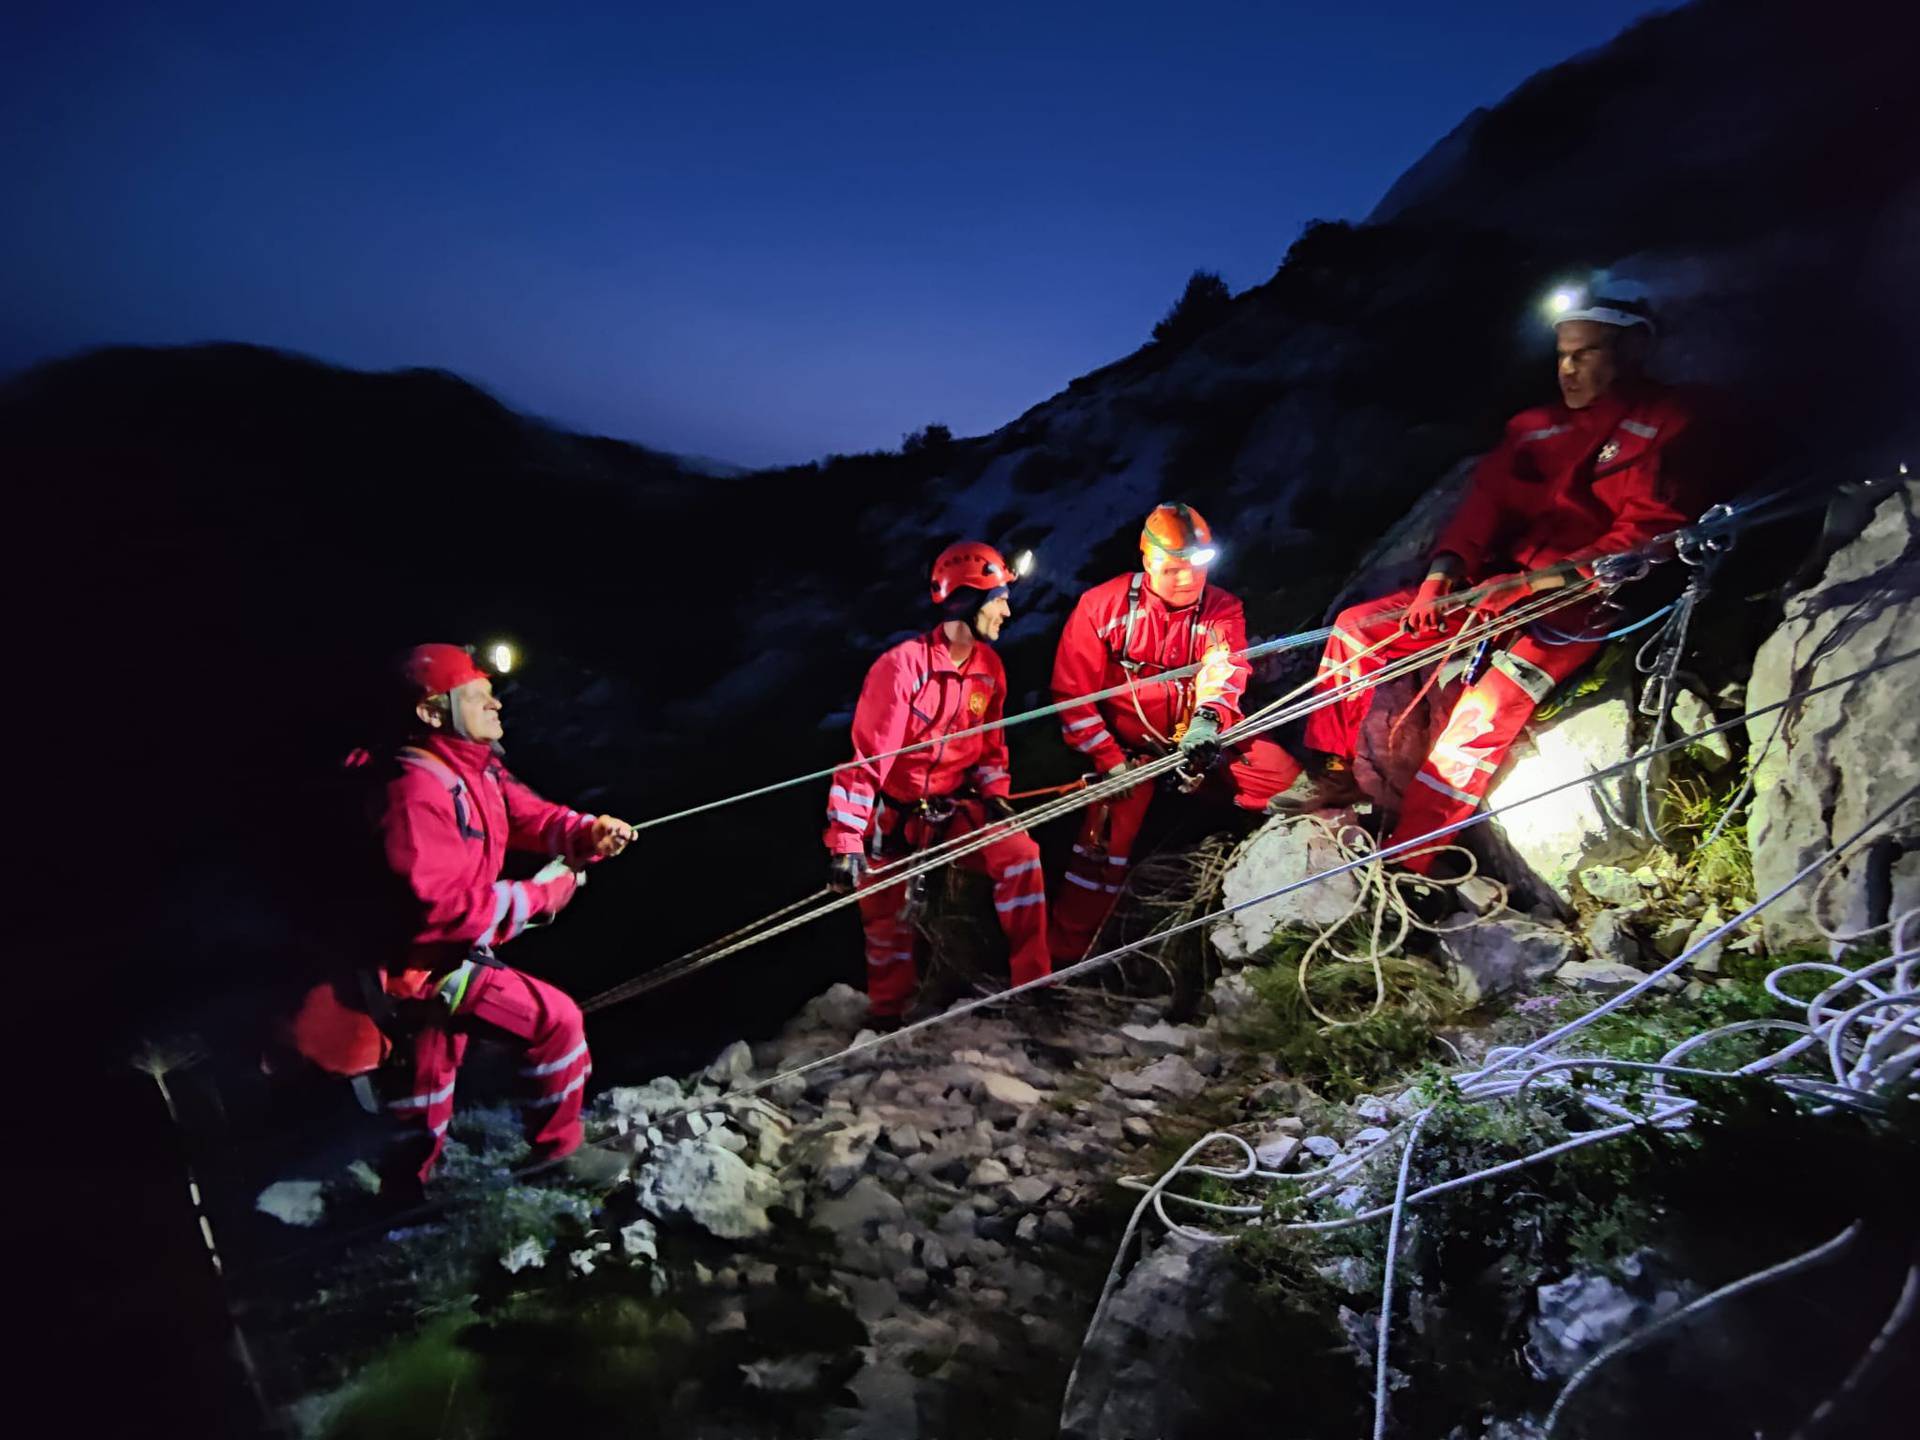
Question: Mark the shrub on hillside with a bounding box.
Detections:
[1151,269,1234,347]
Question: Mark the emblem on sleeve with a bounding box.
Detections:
[1596,439,1621,464]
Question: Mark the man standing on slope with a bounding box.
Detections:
[1047,503,1301,963]
[284,644,635,1198]
[824,542,1051,1025]
[1283,297,1708,872]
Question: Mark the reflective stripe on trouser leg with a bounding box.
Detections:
[1384,627,1599,873]
[1046,783,1154,963]
[383,1017,467,1187]
[1302,589,1456,759]
[855,864,920,1017]
[965,826,1052,987]
[460,966,592,1161]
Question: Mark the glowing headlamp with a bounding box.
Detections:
[1012,548,1035,578]
[487,642,517,675]
[1188,546,1217,566]
[1545,285,1585,320]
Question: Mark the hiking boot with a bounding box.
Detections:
[1266,753,1365,815]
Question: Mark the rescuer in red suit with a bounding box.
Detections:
[1046,504,1303,963]
[281,644,635,1196]
[824,542,1052,1024]
[1285,298,1704,872]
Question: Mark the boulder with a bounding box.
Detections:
[1253,1132,1301,1171]
[1439,914,1581,1004]
[1207,972,1267,1037]
[1210,814,1366,960]
[632,1137,781,1239]
[980,1072,1044,1108]
[1060,1242,1279,1438]
[1746,483,1920,946]
[1479,668,1663,896]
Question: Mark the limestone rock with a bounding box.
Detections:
[1747,481,1920,946]
[1584,909,1644,966]
[980,1072,1044,1107]
[1578,865,1644,908]
[1110,1055,1207,1100]
[1440,914,1580,1004]
[1529,1254,1685,1379]
[1684,905,1726,972]
[1118,1021,1203,1055]
[967,1158,1012,1188]
[619,1218,659,1261]
[814,1175,908,1237]
[1671,688,1733,769]
[1253,1132,1301,1171]
[632,1138,781,1239]
[1208,971,1267,1036]
[255,1180,326,1228]
[703,1039,756,1086]
[1553,958,1652,993]
[1479,668,1663,896]
[1210,814,1366,960]
[793,983,873,1035]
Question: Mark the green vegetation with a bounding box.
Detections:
[1229,930,1458,1099]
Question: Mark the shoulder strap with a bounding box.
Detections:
[1115,573,1146,673]
[396,745,463,792]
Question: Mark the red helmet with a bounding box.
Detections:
[930,541,1019,605]
[401,643,489,700]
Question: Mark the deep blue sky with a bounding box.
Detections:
[3,1,1673,466]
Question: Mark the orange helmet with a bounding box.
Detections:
[1140,503,1216,563]
[1140,503,1216,606]
[930,540,1020,605]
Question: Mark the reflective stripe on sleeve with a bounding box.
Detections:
[999,858,1042,880]
[526,1070,590,1108]
[1072,730,1115,754]
[1064,714,1104,733]
[995,893,1045,913]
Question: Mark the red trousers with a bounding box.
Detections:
[1047,735,1300,963]
[1302,587,1601,873]
[857,797,1050,1017]
[381,964,590,1185]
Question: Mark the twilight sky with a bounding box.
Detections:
[2,1,1672,467]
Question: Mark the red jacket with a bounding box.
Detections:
[1433,381,1698,579]
[280,733,601,1076]
[377,733,602,987]
[1052,575,1250,773]
[825,629,1014,856]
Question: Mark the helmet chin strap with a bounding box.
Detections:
[447,680,483,740]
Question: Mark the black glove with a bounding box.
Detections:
[1179,710,1223,768]
[827,853,865,895]
[985,795,1018,824]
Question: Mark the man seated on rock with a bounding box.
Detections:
[1282,297,1708,875]
[1046,503,1302,964]
[823,542,1052,1026]
[280,644,635,1200]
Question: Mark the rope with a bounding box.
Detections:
[581,583,1601,1013]
[1080,773,1919,1440]
[270,647,1920,1272]
[623,561,1608,836]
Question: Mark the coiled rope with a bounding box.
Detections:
[1069,772,1920,1439]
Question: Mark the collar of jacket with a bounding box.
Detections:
[924,626,987,675]
[413,731,498,777]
